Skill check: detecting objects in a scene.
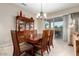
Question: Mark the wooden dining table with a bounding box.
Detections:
[25,34,42,44]
[26,36,42,44]
[17,31,42,44]
[25,32,50,44]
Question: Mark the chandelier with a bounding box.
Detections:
[36,3,47,20]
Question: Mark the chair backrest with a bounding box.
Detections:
[41,30,49,48]
[17,31,25,43]
[49,30,54,44]
[11,30,20,56]
[50,30,54,40]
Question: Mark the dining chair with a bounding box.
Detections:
[50,30,54,47]
[11,30,34,56]
[48,30,54,51]
[33,30,49,56]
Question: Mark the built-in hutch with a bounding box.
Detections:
[16,16,34,31]
[16,11,34,32]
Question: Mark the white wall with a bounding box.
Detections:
[0,3,35,55]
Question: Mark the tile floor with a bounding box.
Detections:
[43,38,74,56]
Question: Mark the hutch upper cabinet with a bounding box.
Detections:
[16,11,34,32]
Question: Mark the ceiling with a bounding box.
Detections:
[21,3,79,14]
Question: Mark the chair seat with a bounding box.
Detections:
[20,42,33,53]
[18,35,25,39]
[34,44,41,48]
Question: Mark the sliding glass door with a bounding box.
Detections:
[45,17,63,39]
[53,21,63,39]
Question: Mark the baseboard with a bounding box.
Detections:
[0,43,12,48]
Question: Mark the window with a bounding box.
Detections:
[54,21,63,30]
[51,22,54,28]
[45,21,49,29]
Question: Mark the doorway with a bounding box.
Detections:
[45,17,63,39]
[53,17,63,39]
